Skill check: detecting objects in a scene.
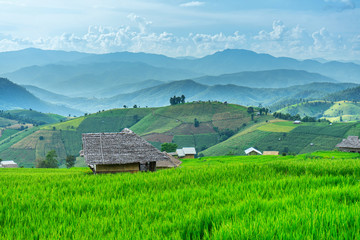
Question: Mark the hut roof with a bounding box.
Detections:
[157,152,182,168]
[82,128,170,165]
[263,151,279,155]
[244,147,262,155]
[336,136,360,149]
[0,160,18,168]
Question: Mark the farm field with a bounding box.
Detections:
[1,151,360,239]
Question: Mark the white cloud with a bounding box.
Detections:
[0,17,357,61]
[180,1,205,7]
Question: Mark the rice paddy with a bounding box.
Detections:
[1,151,359,239]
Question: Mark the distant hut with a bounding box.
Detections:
[156,152,182,170]
[176,147,196,159]
[336,136,360,153]
[293,120,301,124]
[245,147,262,155]
[0,161,18,168]
[82,128,171,173]
[263,151,279,156]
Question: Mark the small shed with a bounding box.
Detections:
[156,152,182,170]
[336,136,360,153]
[245,147,262,155]
[82,128,171,173]
[263,151,279,156]
[0,160,18,168]
[176,147,196,159]
[293,120,301,124]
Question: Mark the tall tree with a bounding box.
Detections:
[66,155,76,168]
[161,143,178,153]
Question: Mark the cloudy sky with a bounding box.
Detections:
[0,0,359,60]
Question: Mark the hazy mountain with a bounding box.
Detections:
[0,78,82,116]
[0,48,89,74]
[325,86,360,102]
[106,80,357,108]
[5,62,200,95]
[193,69,336,88]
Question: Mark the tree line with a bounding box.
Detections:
[170,95,186,105]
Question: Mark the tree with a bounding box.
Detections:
[36,150,58,168]
[39,136,44,140]
[123,105,127,108]
[181,95,186,104]
[161,143,178,153]
[194,118,200,127]
[66,155,76,168]
[133,104,137,108]
[247,107,254,114]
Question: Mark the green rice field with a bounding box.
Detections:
[1,151,360,239]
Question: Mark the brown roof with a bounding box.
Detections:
[82,128,170,165]
[156,152,182,168]
[336,136,360,149]
[263,151,279,155]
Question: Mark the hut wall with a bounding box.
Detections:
[96,163,139,173]
[339,147,360,153]
[182,154,195,159]
[248,151,259,156]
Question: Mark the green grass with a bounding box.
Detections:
[1,152,360,239]
[6,109,65,124]
[41,117,85,131]
[0,129,19,141]
[257,121,297,132]
[0,117,17,127]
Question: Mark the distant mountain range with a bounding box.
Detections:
[24,79,357,113]
[0,77,82,116]
[1,48,360,113]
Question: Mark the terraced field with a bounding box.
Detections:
[1,151,360,239]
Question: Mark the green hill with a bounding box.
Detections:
[1,102,359,167]
[278,100,360,122]
[0,102,262,166]
[201,120,360,156]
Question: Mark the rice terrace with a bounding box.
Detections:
[1,151,360,239]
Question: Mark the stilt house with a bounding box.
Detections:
[82,128,171,173]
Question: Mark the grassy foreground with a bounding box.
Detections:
[1,151,360,239]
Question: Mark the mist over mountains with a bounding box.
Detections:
[1,48,360,114]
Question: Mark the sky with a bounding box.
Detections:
[0,0,360,61]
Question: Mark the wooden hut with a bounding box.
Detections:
[176,147,196,159]
[82,128,171,173]
[0,160,18,168]
[244,147,262,155]
[336,136,360,153]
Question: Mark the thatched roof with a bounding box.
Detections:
[336,136,360,149]
[0,160,18,168]
[82,128,170,165]
[244,147,262,155]
[157,152,182,168]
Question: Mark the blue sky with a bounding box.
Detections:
[0,0,359,60]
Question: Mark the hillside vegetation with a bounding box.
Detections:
[1,151,360,239]
[278,100,360,122]
[0,102,262,166]
[1,102,359,166]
